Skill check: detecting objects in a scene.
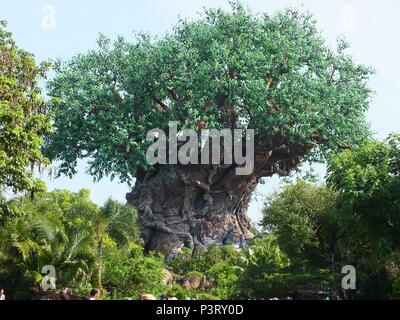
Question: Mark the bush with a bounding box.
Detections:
[167,285,189,300]
[187,271,203,278]
[207,262,239,299]
[391,278,400,299]
[72,283,93,297]
[103,245,165,298]
[194,293,221,300]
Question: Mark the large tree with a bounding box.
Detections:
[45,4,373,255]
[0,20,51,217]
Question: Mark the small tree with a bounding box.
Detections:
[261,180,343,270]
[92,199,141,288]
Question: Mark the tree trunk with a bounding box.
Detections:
[93,239,103,289]
[126,165,254,257]
[126,144,307,257]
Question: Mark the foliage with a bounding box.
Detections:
[83,197,141,288]
[1,2,397,300]
[45,3,373,183]
[327,134,400,251]
[234,235,299,299]
[0,189,141,297]
[327,134,400,298]
[166,233,336,299]
[100,198,141,247]
[0,20,51,209]
[258,178,391,299]
[391,278,400,300]
[206,262,239,298]
[259,141,400,300]
[2,172,399,299]
[193,293,221,300]
[168,244,240,274]
[261,180,343,269]
[166,284,189,300]
[103,245,165,298]
[167,244,240,299]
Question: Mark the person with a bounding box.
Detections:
[60,288,71,300]
[160,293,169,300]
[138,293,156,300]
[0,288,5,300]
[89,288,100,300]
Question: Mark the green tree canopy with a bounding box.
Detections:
[261,180,343,269]
[0,189,98,292]
[45,3,373,183]
[327,134,400,252]
[0,21,51,199]
[327,135,400,298]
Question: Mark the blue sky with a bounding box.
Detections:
[2,0,399,223]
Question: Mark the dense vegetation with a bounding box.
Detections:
[1,135,399,300]
[0,187,325,300]
[0,20,51,220]
[1,4,399,300]
[42,3,375,255]
[1,135,400,299]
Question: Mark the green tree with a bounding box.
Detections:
[327,134,400,298]
[92,198,141,288]
[234,235,311,299]
[0,189,141,296]
[206,261,239,299]
[0,201,95,293]
[0,190,98,293]
[261,180,346,270]
[0,20,51,219]
[45,3,374,254]
[327,134,400,250]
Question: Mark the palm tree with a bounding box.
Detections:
[0,214,43,291]
[91,199,140,288]
[0,192,141,293]
[0,200,96,292]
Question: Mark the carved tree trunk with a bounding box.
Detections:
[126,143,309,257]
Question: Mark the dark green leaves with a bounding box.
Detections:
[46,5,373,182]
[327,134,400,251]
